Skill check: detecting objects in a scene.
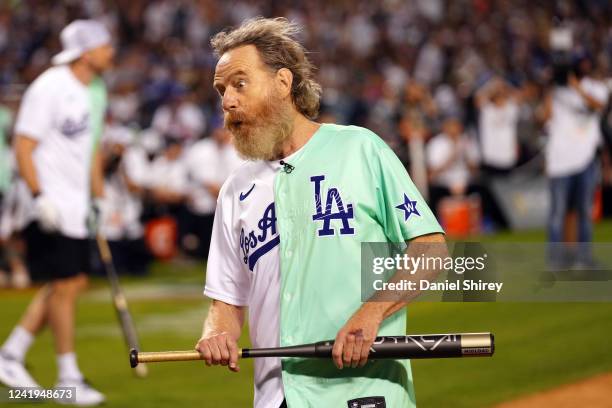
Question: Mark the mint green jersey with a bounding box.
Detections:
[274,124,444,407]
[88,77,107,149]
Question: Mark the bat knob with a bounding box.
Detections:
[130,348,139,368]
[134,363,148,378]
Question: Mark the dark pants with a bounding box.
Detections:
[24,222,91,281]
[548,159,599,265]
[548,159,598,243]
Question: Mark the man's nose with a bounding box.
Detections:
[222,89,238,112]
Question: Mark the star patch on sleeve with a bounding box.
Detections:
[395,193,421,221]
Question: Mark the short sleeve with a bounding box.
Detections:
[14,80,54,141]
[374,146,444,242]
[203,183,251,306]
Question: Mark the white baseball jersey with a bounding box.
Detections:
[207,124,442,407]
[15,65,101,239]
[204,147,303,408]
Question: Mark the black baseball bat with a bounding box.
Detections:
[130,332,494,367]
[96,234,148,377]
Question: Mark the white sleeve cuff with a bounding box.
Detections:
[203,286,249,307]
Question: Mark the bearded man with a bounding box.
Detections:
[195,17,445,408]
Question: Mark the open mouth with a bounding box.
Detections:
[230,120,245,130]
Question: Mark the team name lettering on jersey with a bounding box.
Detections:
[59,113,89,138]
[310,175,355,236]
[239,202,279,271]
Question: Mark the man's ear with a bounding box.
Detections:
[276,68,293,99]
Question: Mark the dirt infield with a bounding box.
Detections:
[495,372,612,408]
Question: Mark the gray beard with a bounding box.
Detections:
[231,108,294,161]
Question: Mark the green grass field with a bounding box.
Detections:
[2,223,612,407]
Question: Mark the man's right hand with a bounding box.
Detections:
[34,195,60,232]
[195,332,240,372]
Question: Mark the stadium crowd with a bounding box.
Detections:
[1,0,612,285]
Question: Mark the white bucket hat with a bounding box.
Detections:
[52,20,111,65]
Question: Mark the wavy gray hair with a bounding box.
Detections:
[210,17,322,119]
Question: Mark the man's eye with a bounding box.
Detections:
[237,80,246,88]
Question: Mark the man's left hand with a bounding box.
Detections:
[332,305,384,369]
[88,197,104,237]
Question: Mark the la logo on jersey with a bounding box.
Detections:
[310,175,355,236]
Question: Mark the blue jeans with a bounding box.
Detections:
[548,159,599,264]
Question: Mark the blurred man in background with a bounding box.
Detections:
[98,121,151,276]
[0,20,113,406]
[0,91,30,289]
[541,56,609,269]
[476,77,522,175]
[152,84,206,144]
[426,115,480,212]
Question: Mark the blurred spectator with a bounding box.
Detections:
[475,77,522,174]
[426,116,480,213]
[0,158,31,289]
[147,136,190,250]
[108,82,140,125]
[427,116,510,228]
[148,137,188,204]
[184,126,243,257]
[98,120,151,275]
[151,84,206,143]
[541,59,609,268]
[0,97,30,288]
[398,114,429,199]
[516,80,545,162]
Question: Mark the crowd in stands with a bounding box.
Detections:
[1,0,612,285]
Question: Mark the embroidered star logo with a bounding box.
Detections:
[395,193,421,221]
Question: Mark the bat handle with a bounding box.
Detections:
[130,348,246,367]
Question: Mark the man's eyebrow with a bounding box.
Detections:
[214,69,248,92]
[215,69,248,84]
[227,69,248,81]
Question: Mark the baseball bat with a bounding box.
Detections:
[130,332,493,367]
[96,234,148,377]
